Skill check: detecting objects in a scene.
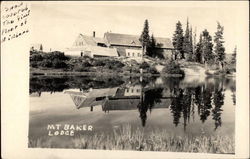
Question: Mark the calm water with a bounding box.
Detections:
[29,75,235,149]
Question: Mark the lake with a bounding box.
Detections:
[29,75,235,153]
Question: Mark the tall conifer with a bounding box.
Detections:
[139,19,150,55]
[214,22,225,68]
[172,21,184,59]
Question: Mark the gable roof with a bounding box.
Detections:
[80,34,97,46]
[103,99,140,111]
[93,37,105,44]
[65,88,118,109]
[103,98,170,111]
[104,32,142,47]
[73,34,106,47]
[104,32,174,49]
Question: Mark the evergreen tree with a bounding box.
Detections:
[189,26,194,61]
[194,34,203,63]
[40,44,43,51]
[193,27,197,54]
[139,19,150,55]
[147,34,156,57]
[201,29,214,64]
[172,21,184,59]
[150,34,156,49]
[183,18,192,61]
[214,22,225,69]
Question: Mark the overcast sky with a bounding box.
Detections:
[31,1,247,53]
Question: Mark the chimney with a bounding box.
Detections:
[93,31,95,37]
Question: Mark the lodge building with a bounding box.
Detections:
[65,31,174,60]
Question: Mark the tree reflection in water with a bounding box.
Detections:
[30,75,234,130]
[200,85,213,123]
[138,88,163,127]
[212,87,224,130]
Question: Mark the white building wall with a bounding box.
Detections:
[125,49,143,59]
[124,85,142,96]
[64,50,82,56]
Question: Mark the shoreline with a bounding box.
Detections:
[30,70,183,77]
[30,70,235,78]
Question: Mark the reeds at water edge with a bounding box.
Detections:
[29,124,234,154]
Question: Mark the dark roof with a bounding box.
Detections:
[103,99,140,111]
[104,32,142,47]
[93,37,105,44]
[80,34,97,46]
[103,98,170,111]
[104,32,173,49]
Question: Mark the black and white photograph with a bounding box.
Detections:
[1,1,249,159]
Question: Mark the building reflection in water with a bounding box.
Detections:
[64,77,228,131]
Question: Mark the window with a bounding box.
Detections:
[138,53,141,57]
[132,53,134,56]
[126,89,129,93]
[131,89,134,93]
[128,52,130,56]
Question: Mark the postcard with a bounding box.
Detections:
[1,1,249,159]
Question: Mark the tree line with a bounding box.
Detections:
[139,19,237,70]
[172,19,227,67]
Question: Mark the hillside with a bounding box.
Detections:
[179,61,206,76]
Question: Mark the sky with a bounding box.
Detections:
[30,1,248,53]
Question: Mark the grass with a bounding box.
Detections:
[29,124,234,154]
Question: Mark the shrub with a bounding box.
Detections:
[92,60,105,67]
[162,60,185,76]
[148,67,159,74]
[139,61,150,69]
[73,64,90,72]
[43,51,69,61]
[114,61,125,68]
[104,60,125,70]
[81,61,92,67]
[131,67,140,73]
[38,59,52,68]
[30,61,38,68]
[30,50,43,56]
[30,54,43,61]
[52,59,68,68]
[79,55,93,62]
